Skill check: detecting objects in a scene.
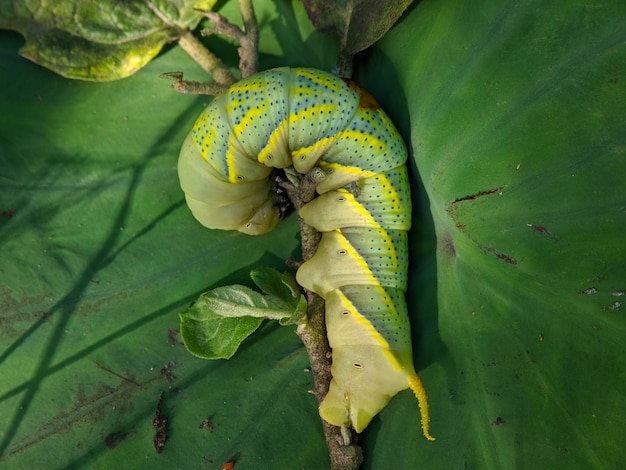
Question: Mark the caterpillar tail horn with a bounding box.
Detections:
[408,373,435,441]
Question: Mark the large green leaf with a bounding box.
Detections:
[357,0,626,467]
[0,1,336,468]
[1,0,625,469]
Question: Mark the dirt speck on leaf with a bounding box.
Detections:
[104,431,132,449]
[152,393,168,454]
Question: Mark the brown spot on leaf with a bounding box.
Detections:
[526,223,558,241]
[445,186,517,265]
[105,431,131,449]
[167,328,183,345]
[495,251,518,265]
[451,186,504,204]
[0,209,14,220]
[442,235,456,257]
[152,393,168,454]
[160,362,176,383]
[200,417,214,433]
[481,244,518,265]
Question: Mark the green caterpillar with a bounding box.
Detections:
[178,67,433,440]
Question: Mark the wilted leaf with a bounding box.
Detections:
[301,0,414,54]
[0,0,217,80]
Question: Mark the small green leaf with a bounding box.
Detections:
[179,289,265,360]
[281,271,306,300]
[279,294,308,326]
[203,284,297,320]
[251,268,302,307]
[251,268,308,325]
[179,281,307,359]
[251,267,290,300]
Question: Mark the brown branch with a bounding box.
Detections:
[159,72,229,95]
[336,53,354,79]
[146,1,237,87]
[201,13,246,41]
[178,32,238,86]
[198,0,259,78]
[287,168,363,469]
[237,0,259,78]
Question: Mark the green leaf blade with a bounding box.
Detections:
[359,0,626,467]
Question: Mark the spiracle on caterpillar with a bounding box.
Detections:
[178,67,434,440]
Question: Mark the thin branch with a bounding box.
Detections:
[237,0,259,78]
[336,53,354,78]
[159,72,228,95]
[286,168,363,470]
[201,13,246,41]
[146,1,237,87]
[199,0,259,78]
[178,32,238,86]
[336,1,354,79]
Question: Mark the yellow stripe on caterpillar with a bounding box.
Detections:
[299,188,381,231]
[257,119,291,168]
[316,161,377,193]
[294,68,346,93]
[327,288,390,349]
[321,286,418,433]
[290,134,338,173]
[296,230,378,297]
[327,287,408,372]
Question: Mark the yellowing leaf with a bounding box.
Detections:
[0,0,217,80]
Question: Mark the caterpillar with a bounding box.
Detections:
[178,67,434,440]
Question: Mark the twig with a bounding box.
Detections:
[285,168,363,469]
[146,1,237,89]
[336,1,354,79]
[199,0,259,78]
[159,72,229,95]
[178,32,237,86]
[237,0,259,78]
[336,53,354,79]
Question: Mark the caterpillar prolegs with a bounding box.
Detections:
[178,67,434,440]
